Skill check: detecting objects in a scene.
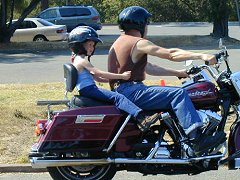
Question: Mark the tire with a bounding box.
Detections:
[33,35,48,42]
[47,164,116,180]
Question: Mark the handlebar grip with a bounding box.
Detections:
[215,50,226,62]
[178,69,191,80]
[205,61,210,66]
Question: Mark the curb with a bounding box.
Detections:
[0,164,47,173]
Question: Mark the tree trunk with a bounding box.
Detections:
[41,0,49,11]
[212,17,229,38]
[210,0,229,38]
[0,0,41,43]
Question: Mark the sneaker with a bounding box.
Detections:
[192,131,226,155]
[136,112,160,132]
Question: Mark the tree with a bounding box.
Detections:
[41,0,48,11]
[208,0,229,38]
[0,0,41,43]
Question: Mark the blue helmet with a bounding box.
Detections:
[118,6,152,37]
[68,26,102,45]
[68,26,102,56]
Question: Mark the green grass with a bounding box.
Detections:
[0,83,67,163]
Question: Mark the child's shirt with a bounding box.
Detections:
[75,69,95,91]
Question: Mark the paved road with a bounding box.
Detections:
[1,46,240,84]
[0,23,240,84]
[0,167,239,180]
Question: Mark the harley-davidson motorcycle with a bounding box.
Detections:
[29,41,240,179]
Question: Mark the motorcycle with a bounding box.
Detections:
[29,40,240,179]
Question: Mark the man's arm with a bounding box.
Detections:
[145,62,188,77]
[134,39,217,64]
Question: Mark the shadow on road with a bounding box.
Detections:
[0,49,109,64]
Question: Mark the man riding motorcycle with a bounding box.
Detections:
[108,5,226,155]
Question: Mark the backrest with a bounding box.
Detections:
[63,63,78,92]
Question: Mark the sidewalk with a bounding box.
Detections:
[0,163,46,173]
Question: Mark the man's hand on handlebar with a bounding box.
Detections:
[177,69,190,79]
[201,54,217,65]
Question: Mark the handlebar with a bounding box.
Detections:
[186,64,218,80]
[215,50,228,62]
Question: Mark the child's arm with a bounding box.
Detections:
[79,58,131,80]
[94,76,109,83]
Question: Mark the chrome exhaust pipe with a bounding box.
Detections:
[30,157,112,168]
[31,154,224,168]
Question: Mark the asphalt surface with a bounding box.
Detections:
[1,22,240,173]
[1,23,240,84]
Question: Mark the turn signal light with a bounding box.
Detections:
[92,16,99,21]
[35,119,48,136]
[56,29,65,33]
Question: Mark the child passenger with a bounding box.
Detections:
[68,26,159,131]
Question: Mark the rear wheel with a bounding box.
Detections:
[47,164,116,180]
[33,35,48,42]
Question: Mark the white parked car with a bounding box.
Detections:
[10,18,68,42]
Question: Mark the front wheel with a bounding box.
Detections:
[47,164,116,180]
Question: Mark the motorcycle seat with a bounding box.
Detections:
[72,95,113,107]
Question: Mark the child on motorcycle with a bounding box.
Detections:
[68,26,159,131]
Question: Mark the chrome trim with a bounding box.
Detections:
[211,142,227,157]
[235,158,240,168]
[30,154,224,168]
[30,157,111,168]
[104,115,131,152]
[230,71,240,97]
[146,141,160,160]
[75,115,105,124]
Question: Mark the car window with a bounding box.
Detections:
[37,19,55,26]
[19,21,37,29]
[40,9,57,19]
[59,8,91,17]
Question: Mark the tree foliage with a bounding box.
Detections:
[0,0,236,43]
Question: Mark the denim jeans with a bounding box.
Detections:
[114,82,203,134]
[80,85,142,117]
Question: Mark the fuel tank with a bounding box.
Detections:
[184,81,219,109]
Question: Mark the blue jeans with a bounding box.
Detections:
[114,82,203,134]
[80,85,142,117]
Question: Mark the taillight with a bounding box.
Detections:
[92,16,99,21]
[56,29,65,33]
[35,119,48,136]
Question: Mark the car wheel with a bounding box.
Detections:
[33,35,48,42]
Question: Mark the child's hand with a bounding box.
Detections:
[121,71,131,80]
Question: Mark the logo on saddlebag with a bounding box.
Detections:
[75,115,105,124]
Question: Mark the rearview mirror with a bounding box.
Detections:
[185,60,193,67]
